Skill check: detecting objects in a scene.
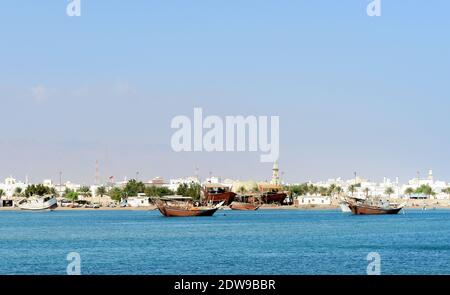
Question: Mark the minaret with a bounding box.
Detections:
[271,161,280,185]
[428,169,433,181]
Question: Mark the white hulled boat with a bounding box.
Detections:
[19,195,58,211]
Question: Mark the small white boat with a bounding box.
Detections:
[19,195,58,211]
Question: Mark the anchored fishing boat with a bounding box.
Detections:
[202,184,236,205]
[18,195,58,211]
[346,197,405,215]
[155,196,224,217]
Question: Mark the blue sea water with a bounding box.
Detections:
[0,209,449,275]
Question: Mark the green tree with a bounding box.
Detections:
[328,184,337,197]
[144,186,173,197]
[385,187,395,197]
[0,189,5,197]
[186,183,201,200]
[415,185,434,198]
[348,185,357,196]
[404,187,415,197]
[335,186,343,197]
[176,183,189,196]
[96,186,107,198]
[319,186,328,196]
[78,186,91,197]
[24,184,52,197]
[123,179,145,197]
[14,187,23,197]
[108,187,124,201]
[66,191,79,205]
[309,185,319,196]
[442,187,450,198]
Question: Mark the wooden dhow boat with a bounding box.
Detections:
[257,184,287,204]
[202,183,236,205]
[155,196,224,217]
[346,197,405,215]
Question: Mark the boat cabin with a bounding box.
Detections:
[203,184,232,194]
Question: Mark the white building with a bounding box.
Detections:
[296,196,331,206]
[0,177,28,198]
[168,177,200,192]
[127,194,152,207]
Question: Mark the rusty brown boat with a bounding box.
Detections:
[202,184,236,205]
[258,184,287,204]
[155,196,223,217]
[346,197,405,215]
[229,202,260,211]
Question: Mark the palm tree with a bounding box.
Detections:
[309,185,319,196]
[14,187,23,197]
[385,187,395,198]
[335,186,343,197]
[348,185,356,196]
[0,189,5,198]
[404,187,415,198]
[328,184,337,197]
[66,191,79,206]
[78,186,91,197]
[442,187,450,198]
[238,186,247,195]
[364,187,370,198]
[319,186,328,196]
[96,186,107,198]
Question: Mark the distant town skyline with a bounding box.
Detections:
[1,1,450,183]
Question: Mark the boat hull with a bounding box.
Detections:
[229,202,260,211]
[349,204,403,215]
[156,205,219,217]
[19,198,58,211]
[261,193,287,204]
[204,191,236,205]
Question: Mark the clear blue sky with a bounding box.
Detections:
[0,1,449,184]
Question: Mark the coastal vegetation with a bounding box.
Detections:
[24,184,56,197]
[404,187,415,197]
[285,184,342,198]
[176,183,201,200]
[96,186,106,198]
[385,187,395,197]
[442,187,450,198]
[415,184,435,197]
[78,186,92,197]
[96,180,175,201]
[65,191,79,205]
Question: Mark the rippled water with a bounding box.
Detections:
[0,209,449,274]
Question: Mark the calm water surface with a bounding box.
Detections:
[0,209,449,274]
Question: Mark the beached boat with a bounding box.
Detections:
[202,184,236,205]
[346,197,405,215]
[258,184,287,204]
[229,201,260,211]
[18,195,58,211]
[155,196,224,217]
